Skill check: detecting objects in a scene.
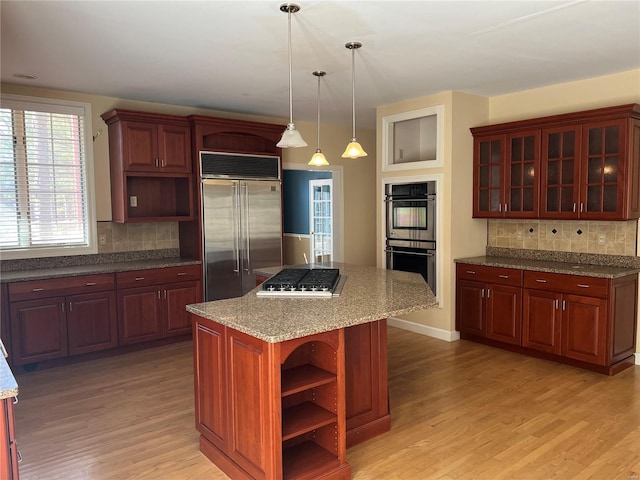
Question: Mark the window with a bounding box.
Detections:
[0,94,96,259]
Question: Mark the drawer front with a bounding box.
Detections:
[523,271,609,298]
[8,274,115,302]
[456,264,522,287]
[116,264,201,289]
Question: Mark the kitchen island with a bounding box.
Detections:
[187,263,437,480]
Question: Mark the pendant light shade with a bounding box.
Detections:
[309,71,329,166]
[342,41,367,159]
[277,3,307,149]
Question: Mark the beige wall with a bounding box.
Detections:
[282,121,377,267]
[488,69,640,123]
[1,83,377,266]
[377,91,488,336]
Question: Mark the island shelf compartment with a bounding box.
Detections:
[279,336,346,479]
[282,439,342,480]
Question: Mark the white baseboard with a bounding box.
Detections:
[387,317,460,342]
[635,353,640,366]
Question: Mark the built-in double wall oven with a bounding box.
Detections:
[385,181,437,295]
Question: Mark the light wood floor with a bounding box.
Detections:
[13,327,640,480]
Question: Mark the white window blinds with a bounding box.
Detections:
[0,97,95,256]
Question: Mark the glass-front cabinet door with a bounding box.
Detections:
[505,130,540,217]
[473,134,505,217]
[580,119,626,219]
[541,124,582,218]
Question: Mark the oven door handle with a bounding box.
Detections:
[385,248,434,257]
[385,197,435,203]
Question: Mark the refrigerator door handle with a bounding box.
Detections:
[232,183,240,274]
[243,182,251,273]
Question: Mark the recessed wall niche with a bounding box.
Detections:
[382,105,444,171]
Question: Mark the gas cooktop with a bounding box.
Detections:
[256,268,345,298]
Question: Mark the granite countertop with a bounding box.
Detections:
[455,255,640,279]
[187,262,438,343]
[0,343,18,400]
[0,258,201,283]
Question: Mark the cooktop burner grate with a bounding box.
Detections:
[258,268,343,297]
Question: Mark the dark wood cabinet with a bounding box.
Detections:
[472,104,640,220]
[8,275,117,365]
[522,289,562,354]
[344,320,390,447]
[101,109,193,222]
[456,264,523,345]
[193,314,350,480]
[9,298,67,364]
[116,265,201,346]
[456,262,638,375]
[472,130,540,218]
[522,271,631,369]
[0,396,19,480]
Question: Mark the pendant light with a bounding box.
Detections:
[342,41,367,159]
[276,3,307,148]
[309,71,329,166]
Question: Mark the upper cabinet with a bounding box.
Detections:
[473,130,540,218]
[101,109,193,222]
[102,110,191,174]
[471,104,640,220]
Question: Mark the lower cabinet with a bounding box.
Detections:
[8,275,117,365]
[5,263,202,367]
[523,271,619,367]
[456,264,523,345]
[193,314,350,480]
[0,395,19,480]
[457,262,638,375]
[116,266,201,345]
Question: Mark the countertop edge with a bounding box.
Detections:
[187,299,437,343]
[0,258,202,283]
[455,256,640,279]
[0,356,18,400]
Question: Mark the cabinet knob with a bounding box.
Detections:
[498,274,509,279]
[535,279,547,283]
[466,270,476,275]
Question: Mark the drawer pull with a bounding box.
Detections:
[32,288,44,292]
[466,270,476,275]
[535,279,547,283]
[498,274,509,279]
[12,396,18,405]
[577,284,590,288]
[135,277,145,281]
[17,449,22,463]
[85,282,97,286]
[177,272,187,276]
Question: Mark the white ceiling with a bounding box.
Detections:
[2,1,639,129]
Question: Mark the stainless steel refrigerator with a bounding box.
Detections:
[200,152,282,301]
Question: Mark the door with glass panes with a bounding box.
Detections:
[309,179,333,262]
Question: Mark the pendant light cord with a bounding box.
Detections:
[287,9,293,125]
[351,46,356,140]
[316,73,321,149]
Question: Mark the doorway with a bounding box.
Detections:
[309,179,333,262]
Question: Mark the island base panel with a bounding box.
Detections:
[200,435,254,480]
[346,415,391,448]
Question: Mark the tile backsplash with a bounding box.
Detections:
[488,219,638,256]
[97,221,180,253]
